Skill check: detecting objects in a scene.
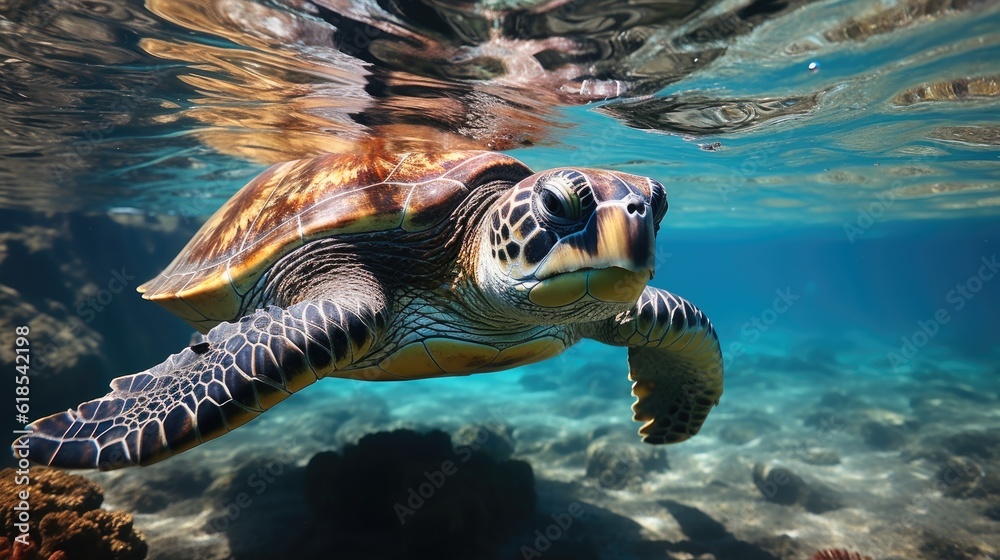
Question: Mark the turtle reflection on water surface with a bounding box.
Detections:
[18,151,723,469]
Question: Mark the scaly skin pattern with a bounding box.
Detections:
[582,287,724,444]
[341,287,579,382]
[22,298,388,469]
[17,154,724,470]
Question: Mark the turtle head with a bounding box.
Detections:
[477,167,667,323]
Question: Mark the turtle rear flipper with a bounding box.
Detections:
[19,299,386,469]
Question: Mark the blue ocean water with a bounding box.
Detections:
[1,0,999,558]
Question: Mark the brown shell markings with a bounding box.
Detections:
[138,151,531,332]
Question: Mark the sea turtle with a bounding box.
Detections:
[18,151,723,469]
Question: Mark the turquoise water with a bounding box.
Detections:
[2,1,999,559]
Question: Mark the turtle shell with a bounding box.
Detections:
[139,151,532,332]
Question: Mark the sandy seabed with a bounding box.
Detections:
[83,334,1000,560]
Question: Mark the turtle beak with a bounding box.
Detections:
[534,194,656,280]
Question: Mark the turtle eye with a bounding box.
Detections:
[649,179,668,223]
[540,186,573,220]
[535,173,584,226]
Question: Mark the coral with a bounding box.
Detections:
[810,550,872,560]
[0,467,146,560]
[0,467,102,526]
[811,550,872,560]
[301,429,535,559]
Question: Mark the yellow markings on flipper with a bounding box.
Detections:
[683,329,716,357]
[631,380,656,401]
[425,338,500,374]
[219,401,256,431]
[484,337,566,372]
[645,316,671,346]
[338,365,395,382]
[528,271,589,307]
[285,354,318,393]
[378,342,444,378]
[630,373,658,427]
[627,331,648,347]
[587,268,649,303]
[662,327,705,355]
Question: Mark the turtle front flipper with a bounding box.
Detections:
[17,299,386,469]
[585,287,723,444]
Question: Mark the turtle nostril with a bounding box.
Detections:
[627,202,646,216]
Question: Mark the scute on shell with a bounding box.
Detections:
[138,151,532,332]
